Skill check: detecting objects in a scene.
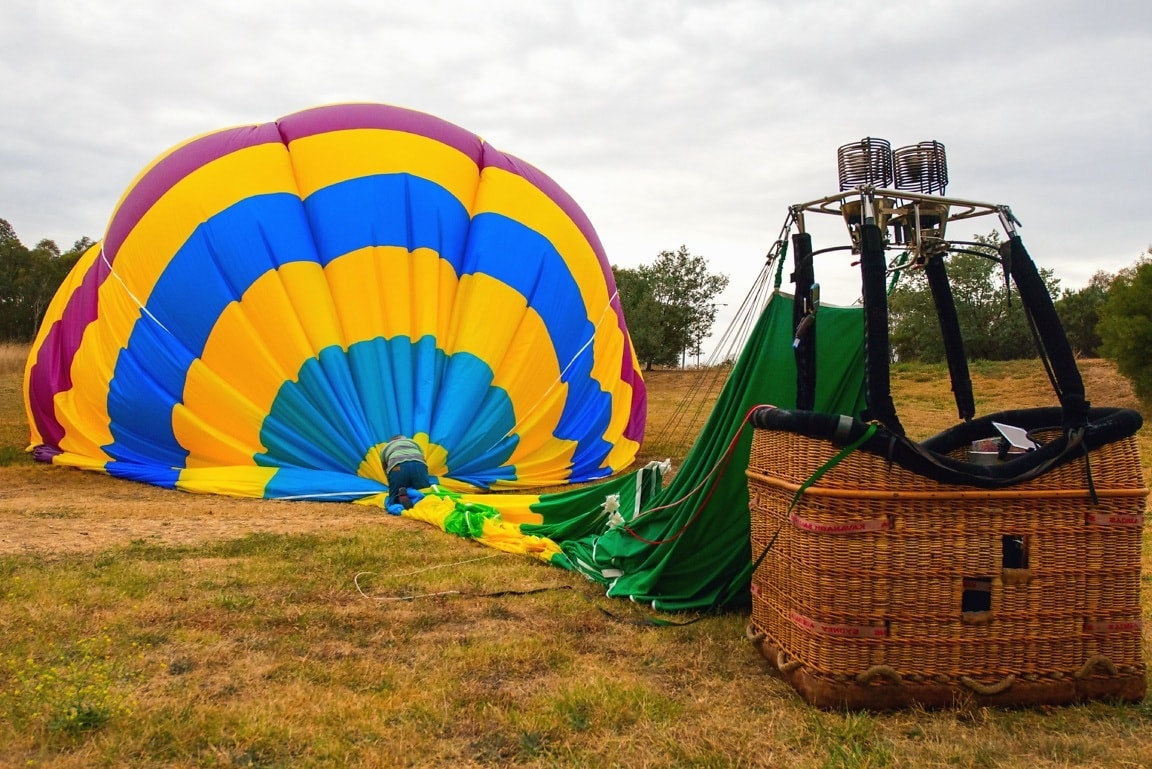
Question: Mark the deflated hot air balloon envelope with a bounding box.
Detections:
[24,102,647,503]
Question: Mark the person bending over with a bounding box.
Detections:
[382,435,430,515]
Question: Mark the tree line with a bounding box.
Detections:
[0,218,91,342]
[612,235,1152,403]
[2,217,1150,403]
[887,232,1152,401]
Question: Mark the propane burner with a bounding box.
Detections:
[894,141,949,195]
[837,137,894,191]
[827,137,953,261]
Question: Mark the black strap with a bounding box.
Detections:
[899,423,1087,487]
[859,223,903,435]
[925,255,975,420]
[791,231,816,411]
[1002,236,1088,428]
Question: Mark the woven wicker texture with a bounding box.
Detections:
[747,423,1147,707]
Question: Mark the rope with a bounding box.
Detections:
[645,259,775,453]
[504,292,623,442]
[856,665,903,686]
[591,601,707,627]
[619,404,767,546]
[777,651,802,674]
[772,210,794,291]
[353,551,578,603]
[1075,654,1118,679]
[1082,433,1099,505]
[885,251,913,294]
[773,242,788,290]
[743,421,880,592]
[367,553,504,578]
[959,674,1015,696]
[100,245,175,337]
[353,553,504,601]
[571,416,879,626]
[272,491,383,502]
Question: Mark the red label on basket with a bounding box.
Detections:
[1084,619,1142,633]
[788,512,890,534]
[1084,512,1144,527]
[789,610,887,638]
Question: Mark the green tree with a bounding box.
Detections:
[888,232,1059,362]
[1098,249,1152,402]
[0,219,88,341]
[0,219,31,340]
[613,245,729,369]
[1055,270,1112,357]
[613,266,666,367]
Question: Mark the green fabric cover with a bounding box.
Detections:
[524,292,867,611]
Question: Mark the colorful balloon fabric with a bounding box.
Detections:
[24,103,646,502]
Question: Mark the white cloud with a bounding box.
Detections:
[2,0,1150,312]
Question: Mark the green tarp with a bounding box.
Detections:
[524,291,867,611]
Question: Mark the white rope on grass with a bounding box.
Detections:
[354,553,505,602]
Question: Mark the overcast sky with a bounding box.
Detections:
[4,0,1151,329]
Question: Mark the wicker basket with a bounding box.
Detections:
[746,415,1148,710]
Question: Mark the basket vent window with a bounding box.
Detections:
[1002,535,1029,569]
[961,577,992,613]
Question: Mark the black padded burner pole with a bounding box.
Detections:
[791,231,816,411]
[1002,235,1089,428]
[925,256,975,421]
[859,222,904,435]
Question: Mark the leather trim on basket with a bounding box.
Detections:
[749,406,1143,489]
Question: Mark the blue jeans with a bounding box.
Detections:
[386,460,430,508]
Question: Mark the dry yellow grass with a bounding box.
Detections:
[0,345,1150,767]
[0,344,30,459]
[0,343,27,379]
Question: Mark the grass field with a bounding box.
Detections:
[1,343,1150,768]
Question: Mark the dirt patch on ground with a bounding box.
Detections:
[2,362,1143,558]
[0,463,386,557]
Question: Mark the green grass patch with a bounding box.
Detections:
[0,358,1150,766]
[0,634,142,744]
[804,711,894,769]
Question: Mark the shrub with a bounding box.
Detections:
[1098,253,1152,404]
